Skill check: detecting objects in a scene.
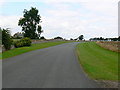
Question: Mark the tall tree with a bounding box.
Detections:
[37,25,43,39]
[78,35,84,40]
[18,7,43,39]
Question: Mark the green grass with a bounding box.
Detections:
[1,41,74,59]
[76,42,118,81]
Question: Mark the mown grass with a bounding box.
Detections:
[1,41,74,59]
[76,42,118,81]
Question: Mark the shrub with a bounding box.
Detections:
[14,37,31,48]
[2,28,13,50]
[40,36,45,40]
[14,41,23,48]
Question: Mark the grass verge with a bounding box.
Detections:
[76,42,118,81]
[1,41,74,59]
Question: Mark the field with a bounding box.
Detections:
[1,41,74,59]
[76,42,118,81]
[96,41,120,52]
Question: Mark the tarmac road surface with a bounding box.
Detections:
[3,42,100,88]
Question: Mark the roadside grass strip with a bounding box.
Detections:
[76,42,118,81]
[1,41,74,59]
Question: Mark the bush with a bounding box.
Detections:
[40,36,45,40]
[14,37,31,48]
[2,28,13,50]
[14,41,23,48]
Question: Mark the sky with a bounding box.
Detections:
[0,0,119,40]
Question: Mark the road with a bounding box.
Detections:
[3,42,100,88]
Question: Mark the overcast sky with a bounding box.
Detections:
[0,0,119,40]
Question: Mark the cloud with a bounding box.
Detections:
[0,0,118,39]
[0,16,21,35]
[41,0,118,39]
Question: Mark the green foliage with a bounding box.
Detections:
[90,37,120,41]
[37,25,43,39]
[78,35,84,40]
[54,36,63,39]
[40,36,45,40]
[2,28,13,50]
[0,28,2,45]
[118,36,120,41]
[14,37,31,48]
[18,7,43,39]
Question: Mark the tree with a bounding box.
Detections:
[0,27,2,44]
[18,7,43,39]
[2,28,12,50]
[78,35,84,40]
[37,25,43,39]
[100,37,104,40]
[70,38,73,40]
[54,36,63,40]
[40,36,45,40]
[118,36,120,41]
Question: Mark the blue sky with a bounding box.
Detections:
[0,0,118,40]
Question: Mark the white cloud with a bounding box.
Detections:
[41,0,118,39]
[0,16,21,35]
[0,0,119,39]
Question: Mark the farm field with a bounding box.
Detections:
[96,41,120,52]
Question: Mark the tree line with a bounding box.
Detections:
[89,36,120,41]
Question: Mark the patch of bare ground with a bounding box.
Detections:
[97,80,119,88]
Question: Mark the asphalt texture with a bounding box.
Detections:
[3,42,100,88]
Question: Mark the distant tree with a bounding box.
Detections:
[0,27,2,42]
[100,37,104,40]
[40,36,45,40]
[54,36,63,40]
[118,36,120,41]
[74,38,78,41]
[78,35,84,40]
[18,7,43,39]
[111,38,118,41]
[2,28,12,50]
[70,38,73,40]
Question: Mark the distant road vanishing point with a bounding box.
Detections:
[3,42,100,88]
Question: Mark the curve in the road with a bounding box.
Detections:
[3,42,100,88]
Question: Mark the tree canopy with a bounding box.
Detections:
[54,36,63,40]
[78,35,84,40]
[18,7,43,39]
